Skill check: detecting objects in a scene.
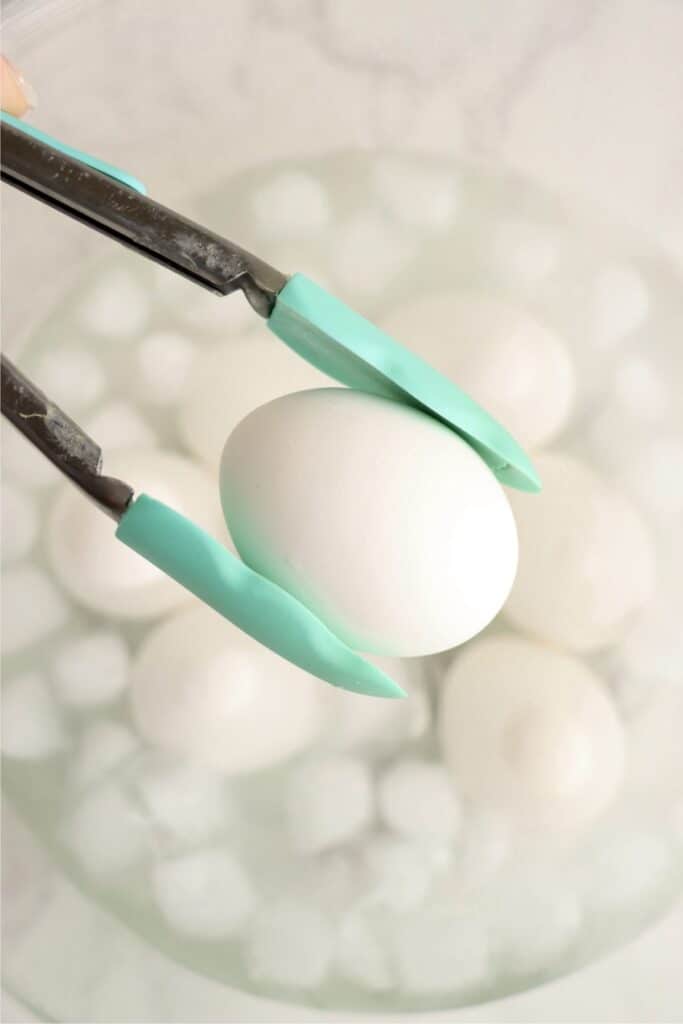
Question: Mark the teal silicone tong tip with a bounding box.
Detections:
[116,494,406,699]
[0,111,147,194]
[269,274,541,494]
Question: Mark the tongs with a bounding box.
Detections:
[1,113,539,698]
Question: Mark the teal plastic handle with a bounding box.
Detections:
[269,274,541,493]
[0,111,147,194]
[116,494,405,699]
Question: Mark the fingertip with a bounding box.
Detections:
[1,56,37,117]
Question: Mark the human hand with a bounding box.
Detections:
[1,55,36,116]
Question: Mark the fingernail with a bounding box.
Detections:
[3,56,37,112]
[15,68,38,110]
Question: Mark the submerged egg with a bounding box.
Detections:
[504,452,656,652]
[178,334,329,471]
[130,604,325,774]
[439,635,625,831]
[220,388,518,658]
[381,290,574,450]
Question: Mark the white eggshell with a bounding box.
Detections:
[504,452,656,652]
[47,449,224,619]
[381,290,574,450]
[178,334,329,471]
[439,635,625,831]
[129,604,325,775]
[220,388,518,658]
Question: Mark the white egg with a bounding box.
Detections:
[504,452,656,652]
[129,604,325,775]
[178,334,329,472]
[47,449,224,619]
[439,635,625,831]
[220,388,518,658]
[381,290,574,450]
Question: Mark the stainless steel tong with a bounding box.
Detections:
[0,115,287,519]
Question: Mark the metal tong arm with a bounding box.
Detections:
[1,355,133,521]
[0,119,287,317]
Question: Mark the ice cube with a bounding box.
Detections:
[68,720,139,793]
[245,899,334,989]
[53,629,130,709]
[361,834,432,912]
[251,171,331,239]
[454,810,512,895]
[84,401,157,451]
[2,804,54,941]
[377,758,461,842]
[373,158,458,231]
[490,220,559,288]
[593,264,649,348]
[152,849,254,939]
[1,481,38,564]
[1,671,67,760]
[330,213,414,297]
[285,754,374,854]
[79,267,150,340]
[490,876,582,975]
[132,756,234,847]
[135,331,195,405]
[61,782,151,877]
[33,347,105,409]
[336,912,392,992]
[391,911,490,996]
[1,419,62,490]
[304,851,363,914]
[1,565,69,656]
[178,333,328,471]
[582,830,674,918]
